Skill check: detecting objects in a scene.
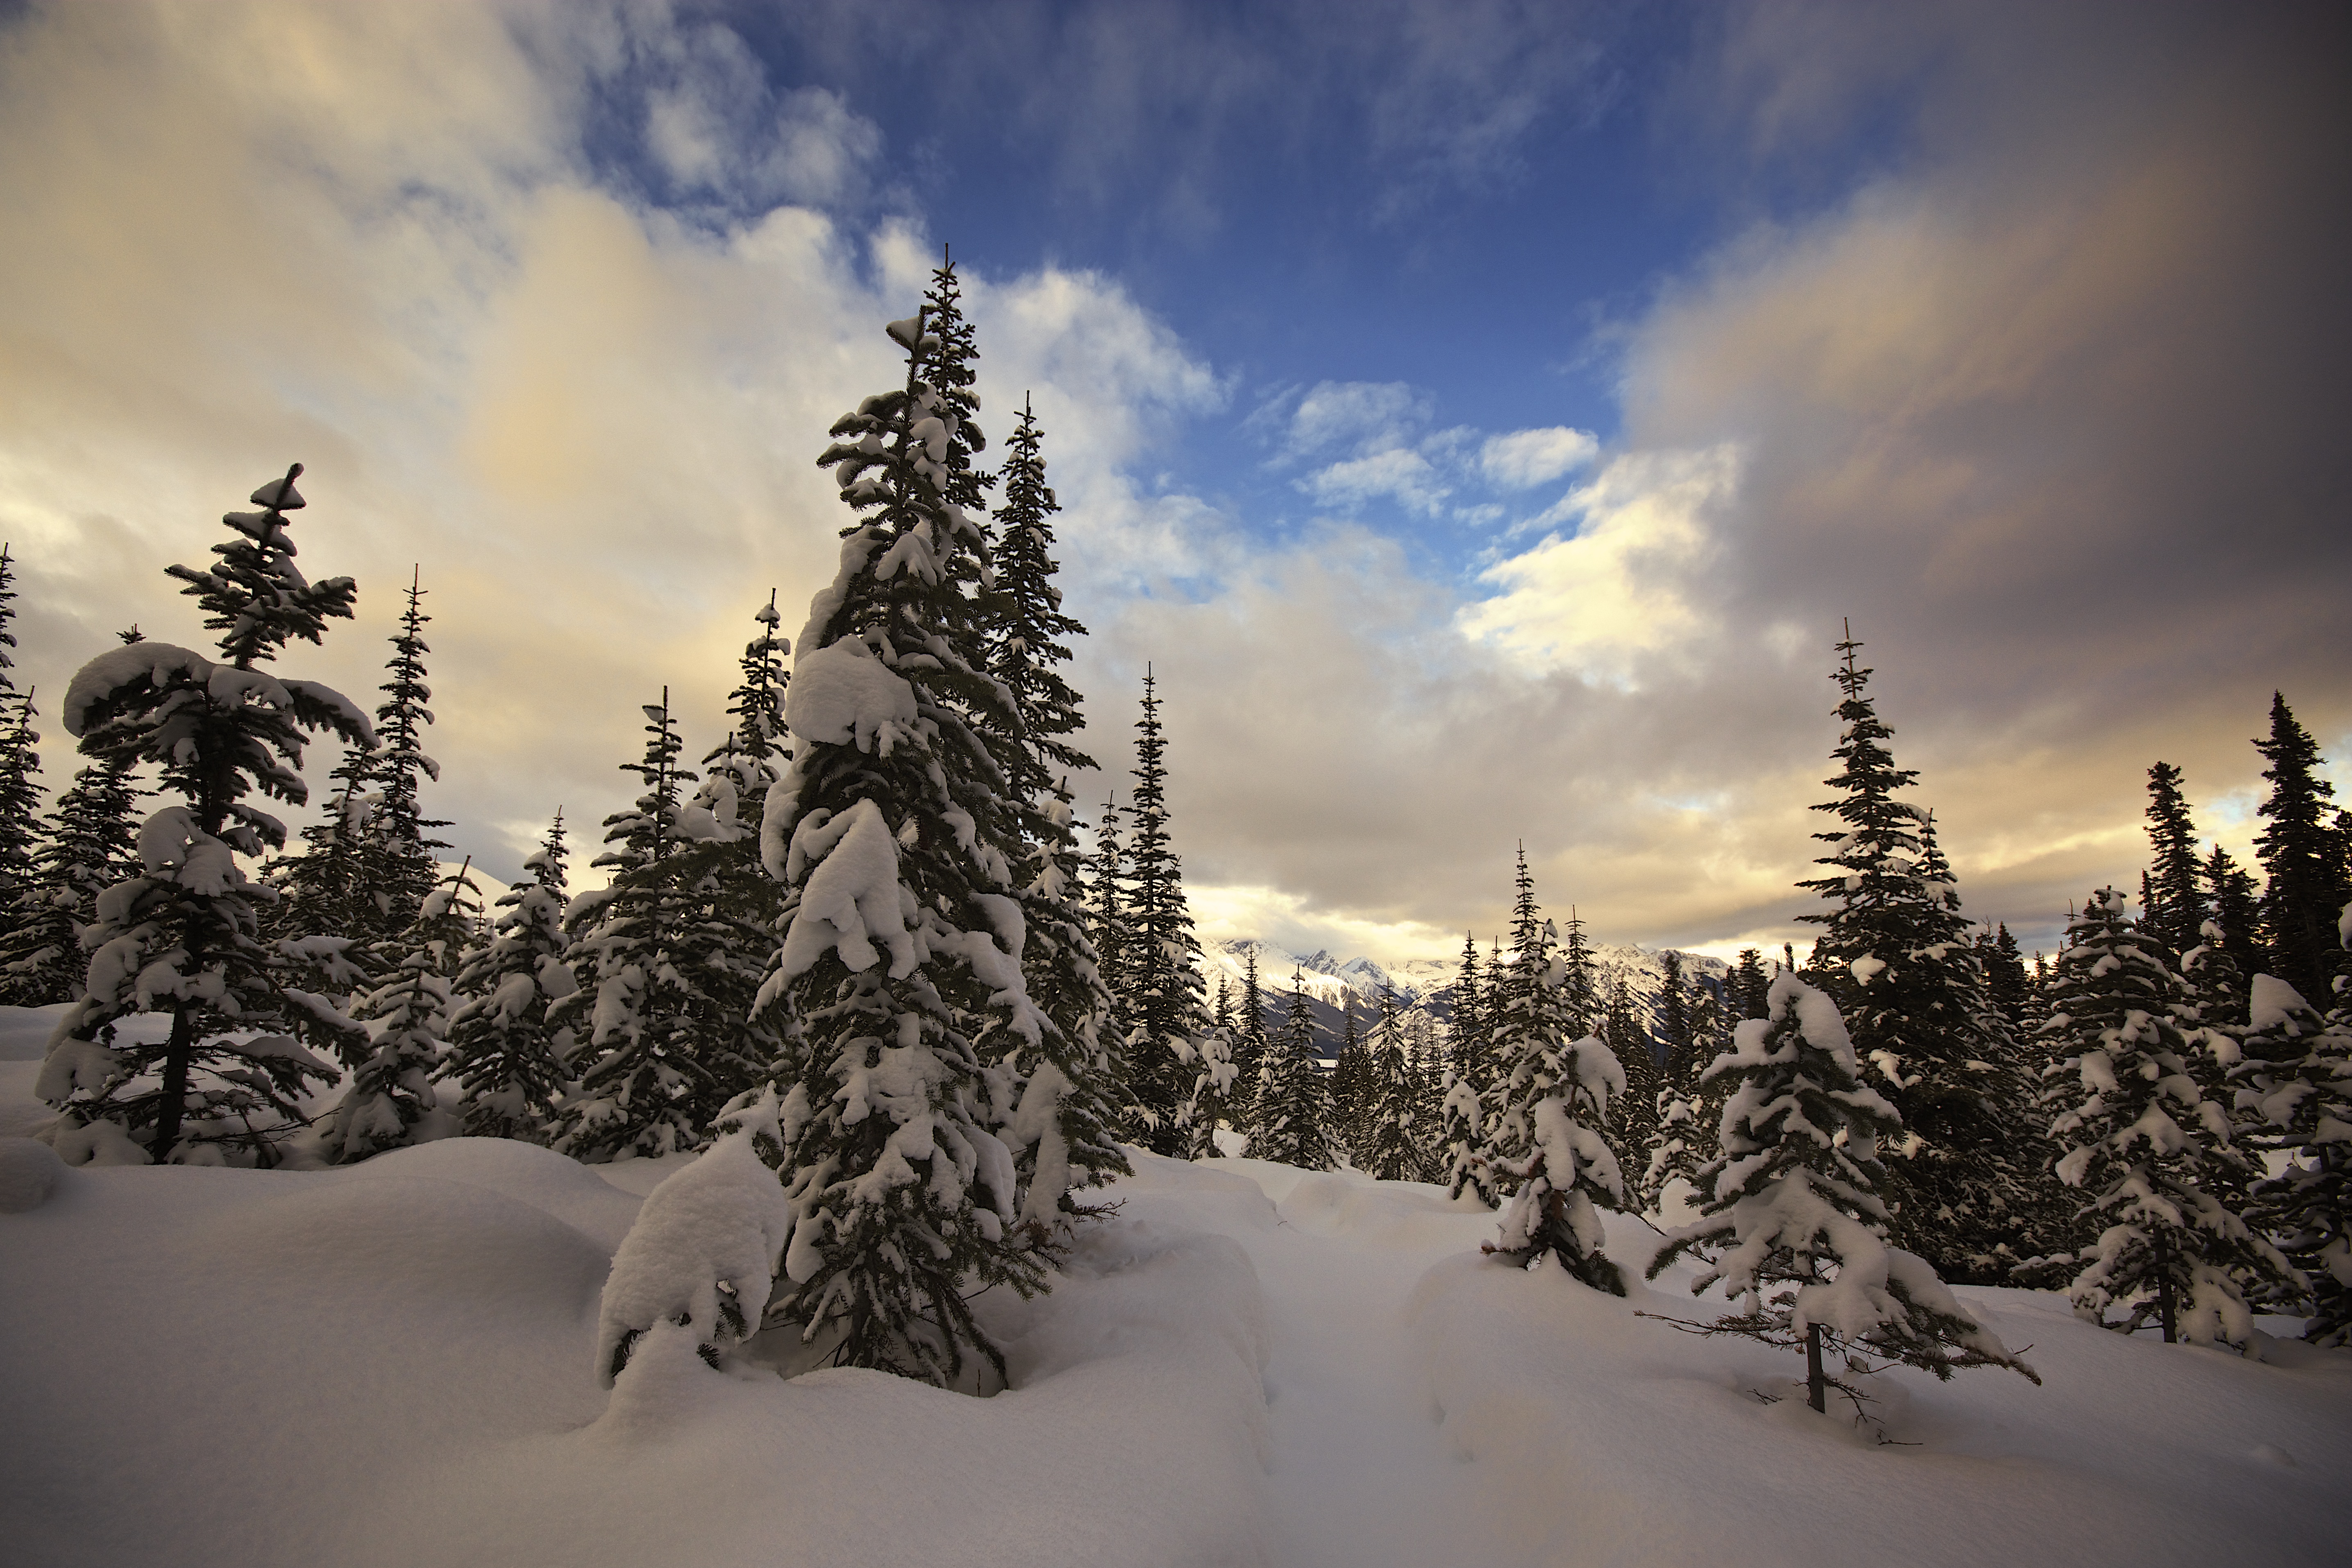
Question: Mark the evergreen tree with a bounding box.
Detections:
[1119,672,1222,1155]
[1226,943,1269,1135]
[322,861,480,1162]
[1729,948,1771,1021]
[1086,791,1133,1125]
[0,544,38,915]
[1488,850,1573,1179]
[1484,1025,1627,1293]
[437,812,580,1142]
[1251,973,1335,1170]
[360,570,453,939]
[1329,992,1371,1160]
[1604,972,1663,1200]
[1441,930,1498,1203]
[0,688,39,920]
[1793,628,2036,1283]
[1000,785,1130,1227]
[2205,843,2266,997]
[742,304,1042,1386]
[556,691,773,1162]
[267,739,378,956]
[2253,694,2350,1002]
[2142,762,2209,960]
[1649,973,2039,1411]
[2232,974,2352,1346]
[1977,924,2029,1032]
[1360,981,1423,1180]
[980,399,1125,1203]
[0,747,145,1005]
[703,592,791,804]
[38,466,367,1165]
[2044,889,2294,1349]
[1559,906,1599,1038]
[1655,950,1695,1090]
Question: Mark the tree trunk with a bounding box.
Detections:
[1805,1321,1826,1413]
[2154,1228,2177,1343]
[150,1004,195,1164]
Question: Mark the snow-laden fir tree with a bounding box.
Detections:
[555,691,773,1162]
[38,466,368,1166]
[436,812,579,1142]
[980,398,1128,1207]
[701,592,791,812]
[1483,1025,1626,1292]
[1118,671,1226,1155]
[1649,972,2040,1412]
[1794,628,2037,1283]
[1486,850,1576,1180]
[1226,943,1269,1135]
[1252,973,1335,1170]
[2232,973,2352,1345]
[1644,1083,1707,1217]
[1655,949,1696,1091]
[265,739,377,960]
[0,545,38,915]
[2205,843,2267,998]
[1728,948,1771,1021]
[357,569,453,941]
[1360,981,1422,1180]
[2044,888,2296,1350]
[1442,930,1497,1203]
[0,694,144,1006]
[2253,694,2350,1003]
[1329,994,1371,1159]
[739,303,1044,1386]
[320,861,479,1161]
[1086,790,1134,1112]
[1559,907,1599,1038]
[1605,972,1663,1198]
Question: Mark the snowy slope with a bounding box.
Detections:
[4,1105,2346,1568]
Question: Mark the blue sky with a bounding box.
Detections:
[2,0,2346,965]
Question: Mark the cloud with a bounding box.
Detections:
[1479,426,1599,488]
[1305,448,1451,517]
[1276,380,1431,459]
[1456,447,1735,685]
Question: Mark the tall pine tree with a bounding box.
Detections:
[2142,762,2209,961]
[1251,973,1335,1170]
[438,812,579,1142]
[1119,671,1222,1155]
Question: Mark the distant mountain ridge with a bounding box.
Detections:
[1198,936,1731,1054]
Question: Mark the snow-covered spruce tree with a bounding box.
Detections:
[320,861,480,1161]
[980,399,1130,1203]
[1443,930,1498,1203]
[703,592,791,808]
[38,467,368,1165]
[1486,851,1574,1179]
[2233,974,2352,1345]
[2254,694,2350,1003]
[0,544,39,915]
[2205,843,2267,997]
[1729,948,1771,1021]
[1252,973,1335,1170]
[1408,1014,1449,1180]
[1119,671,1223,1155]
[2143,762,2209,962]
[739,304,1043,1387]
[1330,994,1371,1160]
[556,691,773,1162]
[1086,790,1134,1114]
[436,812,579,1142]
[2043,888,2296,1349]
[1648,972,2039,1413]
[265,738,377,958]
[1794,629,2036,1283]
[1976,924,2029,1033]
[356,570,453,942]
[1361,981,1422,1180]
[0,744,145,1006]
[1655,949,1696,1091]
[1226,943,1269,1136]
[1605,972,1663,1198]
[1483,1026,1626,1293]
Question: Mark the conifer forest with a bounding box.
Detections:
[2,5,2347,1566]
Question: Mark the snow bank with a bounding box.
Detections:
[1406,1207,2351,1567]
[0,1135,1274,1568]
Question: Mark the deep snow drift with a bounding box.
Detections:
[2,1012,2345,1567]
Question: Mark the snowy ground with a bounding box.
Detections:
[3,1006,2347,1567]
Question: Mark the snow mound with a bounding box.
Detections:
[0,1136,65,1212]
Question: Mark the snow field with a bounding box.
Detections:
[3,1067,2348,1568]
